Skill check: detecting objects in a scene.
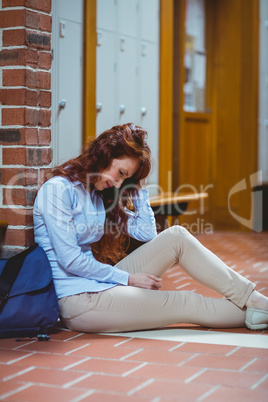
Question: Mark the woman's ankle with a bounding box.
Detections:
[246,290,268,311]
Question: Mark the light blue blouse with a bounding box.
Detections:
[33,176,157,299]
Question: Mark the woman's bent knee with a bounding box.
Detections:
[162,225,189,240]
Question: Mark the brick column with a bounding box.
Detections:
[0,0,52,256]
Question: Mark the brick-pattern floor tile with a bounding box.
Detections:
[74,358,143,375]
[192,369,264,389]
[0,338,30,350]
[124,348,195,365]
[74,374,149,394]
[83,392,151,401]
[128,362,201,381]
[5,366,88,386]
[0,364,27,380]
[135,379,213,399]
[231,346,268,359]
[48,328,80,341]
[204,385,267,402]
[120,338,182,351]
[0,381,30,399]
[0,349,32,364]
[11,352,88,369]
[67,344,140,359]
[73,333,130,346]
[175,342,235,355]
[185,354,256,370]
[242,358,268,373]
[17,339,92,355]
[4,384,86,402]
[254,375,268,392]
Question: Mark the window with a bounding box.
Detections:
[184,0,206,112]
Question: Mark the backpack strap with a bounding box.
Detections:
[0,243,39,309]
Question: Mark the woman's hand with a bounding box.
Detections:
[128,273,162,290]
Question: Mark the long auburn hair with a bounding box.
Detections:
[50,123,152,264]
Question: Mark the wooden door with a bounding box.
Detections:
[211,0,258,230]
[173,0,258,232]
[173,0,212,233]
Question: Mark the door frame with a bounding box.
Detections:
[83,0,97,144]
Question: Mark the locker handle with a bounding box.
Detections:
[119,104,125,114]
[59,100,66,109]
[96,102,102,113]
[60,21,66,38]
[141,107,147,116]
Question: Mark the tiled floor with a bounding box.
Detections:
[1,231,268,401]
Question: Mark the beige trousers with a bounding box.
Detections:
[59,226,255,333]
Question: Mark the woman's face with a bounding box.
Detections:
[94,156,140,191]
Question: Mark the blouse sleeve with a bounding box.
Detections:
[34,179,129,286]
[125,189,157,241]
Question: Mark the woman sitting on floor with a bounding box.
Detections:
[33,123,268,333]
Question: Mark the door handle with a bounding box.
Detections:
[96,102,102,112]
[59,100,66,109]
[141,107,147,116]
[119,104,125,114]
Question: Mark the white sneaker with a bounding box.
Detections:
[245,308,268,330]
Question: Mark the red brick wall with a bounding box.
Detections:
[0,0,52,256]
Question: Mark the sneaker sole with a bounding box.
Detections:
[245,320,268,330]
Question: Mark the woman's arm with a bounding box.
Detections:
[125,189,157,241]
[34,179,129,285]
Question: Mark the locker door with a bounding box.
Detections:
[97,0,116,32]
[139,41,159,188]
[96,30,116,135]
[140,0,159,43]
[117,0,139,125]
[51,0,83,165]
[118,0,138,38]
[117,36,138,124]
[96,0,117,134]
